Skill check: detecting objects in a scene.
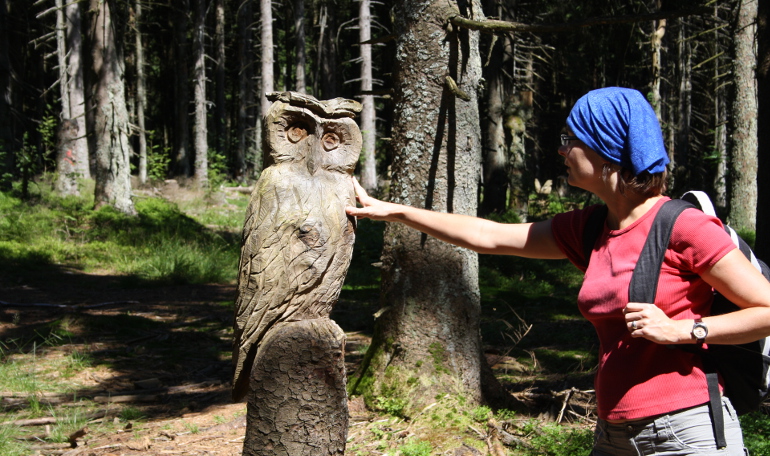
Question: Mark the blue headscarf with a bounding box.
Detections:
[566,87,669,176]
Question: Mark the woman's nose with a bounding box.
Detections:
[558,144,569,157]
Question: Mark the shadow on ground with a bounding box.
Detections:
[0,256,376,424]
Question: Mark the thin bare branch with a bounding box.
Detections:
[449,7,711,35]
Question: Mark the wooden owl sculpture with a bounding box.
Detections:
[233,92,361,455]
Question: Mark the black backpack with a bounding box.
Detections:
[583,191,770,448]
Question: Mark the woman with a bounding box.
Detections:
[346,87,770,455]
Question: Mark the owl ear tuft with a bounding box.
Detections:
[266,91,362,118]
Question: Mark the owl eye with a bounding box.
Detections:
[321,132,341,151]
[287,123,309,143]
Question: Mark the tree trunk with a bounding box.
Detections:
[713,5,728,210]
[359,0,377,191]
[235,0,253,179]
[0,0,10,189]
[728,0,758,233]
[651,9,665,120]
[56,0,70,120]
[242,319,347,455]
[294,0,306,94]
[65,0,90,180]
[136,0,147,185]
[55,119,79,195]
[316,0,338,99]
[350,0,514,416]
[214,0,227,162]
[192,0,208,188]
[674,22,692,193]
[172,0,191,177]
[755,0,770,259]
[89,0,135,215]
[258,0,274,173]
[479,0,510,217]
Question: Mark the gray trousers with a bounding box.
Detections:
[591,397,748,456]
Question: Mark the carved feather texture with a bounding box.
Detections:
[232,94,361,401]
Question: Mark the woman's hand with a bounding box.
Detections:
[345,177,400,221]
[623,302,691,344]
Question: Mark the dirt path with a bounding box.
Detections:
[0,265,390,455]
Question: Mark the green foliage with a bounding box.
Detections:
[741,412,770,456]
[375,395,408,417]
[470,405,492,423]
[519,421,593,456]
[146,130,172,181]
[207,149,230,190]
[38,110,58,158]
[120,406,146,422]
[398,439,433,456]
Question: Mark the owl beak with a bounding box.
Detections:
[306,155,318,175]
[306,135,318,175]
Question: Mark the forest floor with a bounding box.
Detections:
[0,266,596,456]
[0,184,598,456]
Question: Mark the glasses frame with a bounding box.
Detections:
[560,134,579,146]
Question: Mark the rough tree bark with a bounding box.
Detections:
[172,0,191,177]
[349,0,515,416]
[294,0,306,94]
[214,0,227,161]
[713,5,728,209]
[192,0,208,187]
[0,0,10,188]
[55,119,79,195]
[359,0,377,191]
[479,0,511,217]
[674,21,693,193]
[135,0,147,185]
[756,0,770,259]
[89,0,135,215]
[316,0,338,99]
[257,0,274,174]
[65,0,90,180]
[233,92,361,455]
[651,0,665,120]
[728,0,758,232]
[235,0,253,179]
[56,0,70,120]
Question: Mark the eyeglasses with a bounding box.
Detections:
[560,134,579,146]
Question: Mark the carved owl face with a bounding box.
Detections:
[264,92,362,176]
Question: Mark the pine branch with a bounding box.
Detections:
[449,7,711,35]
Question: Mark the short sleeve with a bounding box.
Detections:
[551,204,606,272]
[669,208,735,274]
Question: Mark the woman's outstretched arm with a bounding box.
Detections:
[345,178,565,259]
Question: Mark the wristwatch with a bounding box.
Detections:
[692,319,708,344]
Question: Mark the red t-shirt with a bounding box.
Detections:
[551,197,735,420]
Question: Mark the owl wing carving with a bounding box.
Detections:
[232,93,362,401]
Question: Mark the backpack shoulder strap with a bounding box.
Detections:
[628,199,694,303]
[582,204,608,267]
[630,196,727,448]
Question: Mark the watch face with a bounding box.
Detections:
[693,326,707,339]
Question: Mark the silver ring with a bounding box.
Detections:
[631,320,637,330]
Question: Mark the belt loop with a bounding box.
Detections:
[653,414,670,442]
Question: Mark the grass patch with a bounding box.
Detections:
[0,423,30,456]
[741,411,770,456]
[0,185,240,286]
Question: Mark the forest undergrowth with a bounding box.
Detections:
[0,178,768,456]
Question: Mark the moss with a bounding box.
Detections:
[428,342,449,374]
